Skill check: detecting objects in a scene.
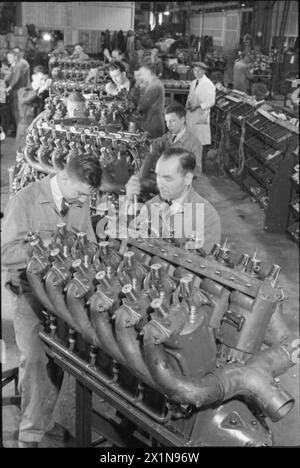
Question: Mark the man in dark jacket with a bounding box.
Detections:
[135,62,165,138]
[16,65,51,151]
[6,49,31,130]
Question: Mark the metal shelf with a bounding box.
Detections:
[286,223,300,247]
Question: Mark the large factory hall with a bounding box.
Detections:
[1,1,299,450]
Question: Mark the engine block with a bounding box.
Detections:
[10,114,150,201]
[25,226,298,446]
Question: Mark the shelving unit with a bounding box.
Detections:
[211,90,299,233]
[286,163,299,247]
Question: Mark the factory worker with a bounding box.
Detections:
[185,61,215,168]
[134,61,165,138]
[105,61,131,96]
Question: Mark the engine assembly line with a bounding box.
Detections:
[1,1,298,450]
[23,223,297,447]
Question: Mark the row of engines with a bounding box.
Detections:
[44,91,136,124]
[50,80,106,96]
[25,223,298,446]
[49,57,104,70]
[10,112,150,198]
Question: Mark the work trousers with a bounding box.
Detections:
[13,291,59,443]
[11,91,19,129]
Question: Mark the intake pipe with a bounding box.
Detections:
[44,269,81,332]
[26,256,57,315]
[213,300,298,422]
[114,305,156,388]
[214,343,295,422]
[143,322,223,407]
[89,292,126,364]
[143,319,296,421]
[24,146,46,173]
[37,146,57,175]
[65,279,100,347]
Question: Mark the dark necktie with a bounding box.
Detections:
[171,134,177,144]
[60,198,70,217]
[195,80,199,88]
[162,198,172,206]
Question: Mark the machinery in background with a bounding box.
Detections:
[9,107,151,220]
[49,57,104,72]
[50,80,107,96]
[24,225,298,447]
[286,156,299,247]
[41,92,136,126]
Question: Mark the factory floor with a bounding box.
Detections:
[1,136,299,447]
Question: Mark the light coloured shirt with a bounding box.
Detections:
[106,187,221,254]
[172,126,186,144]
[188,75,216,111]
[1,175,95,278]
[169,186,190,215]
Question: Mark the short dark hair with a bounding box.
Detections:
[33,64,47,74]
[165,104,186,119]
[66,153,102,188]
[108,60,126,74]
[160,147,196,174]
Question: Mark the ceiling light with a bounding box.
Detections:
[42,32,52,41]
[163,11,170,15]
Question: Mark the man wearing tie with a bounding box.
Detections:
[185,62,216,171]
[123,148,221,254]
[126,104,203,195]
[1,152,102,447]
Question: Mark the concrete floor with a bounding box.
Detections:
[1,136,299,447]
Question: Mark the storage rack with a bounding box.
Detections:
[286,153,299,247]
[211,90,299,233]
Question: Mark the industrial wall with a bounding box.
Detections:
[189,9,241,50]
[20,2,135,47]
[271,1,298,39]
